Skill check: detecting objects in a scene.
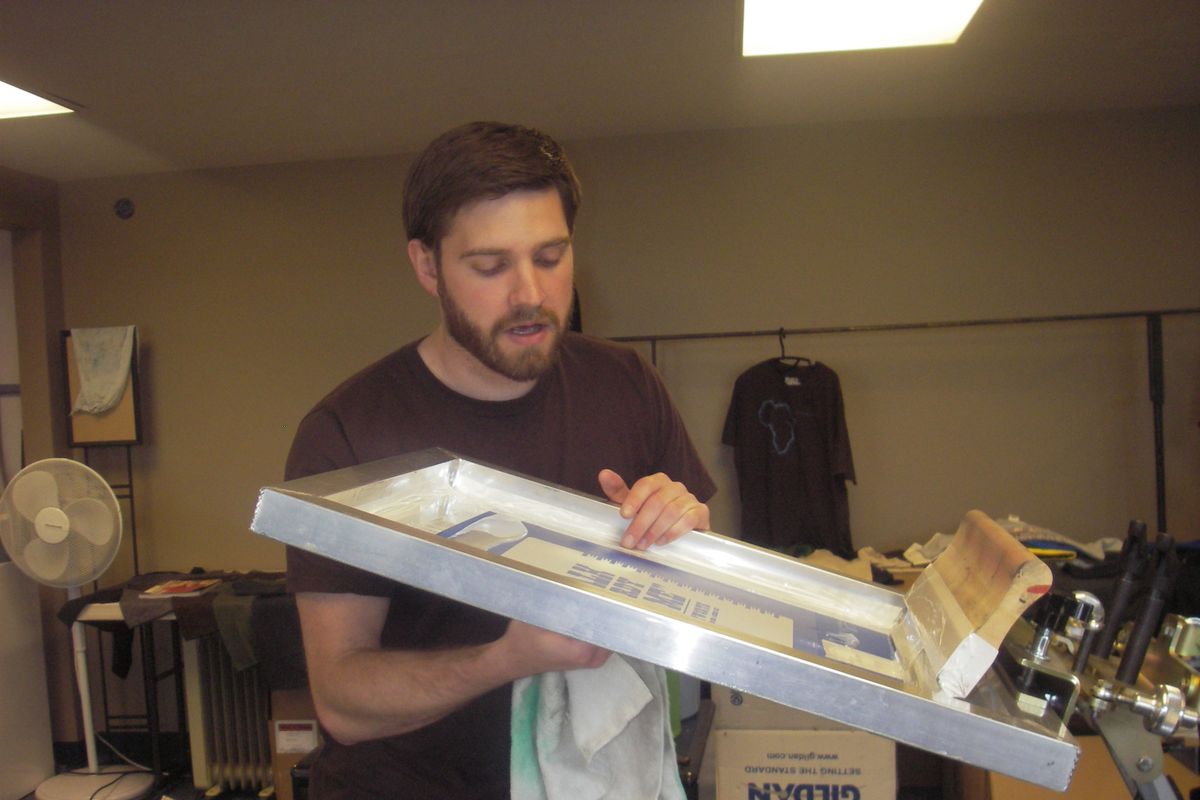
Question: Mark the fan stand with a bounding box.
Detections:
[34,767,155,800]
[35,589,155,800]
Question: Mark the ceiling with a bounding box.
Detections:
[1,0,1198,183]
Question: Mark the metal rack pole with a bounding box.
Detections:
[610,307,1200,346]
[1146,314,1167,534]
[612,306,1200,538]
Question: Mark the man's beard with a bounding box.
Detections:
[438,280,571,382]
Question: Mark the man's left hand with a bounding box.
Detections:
[597,469,709,550]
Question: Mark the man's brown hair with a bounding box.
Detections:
[402,121,582,255]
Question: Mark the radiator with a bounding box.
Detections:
[181,634,273,792]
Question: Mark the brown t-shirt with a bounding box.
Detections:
[286,332,715,799]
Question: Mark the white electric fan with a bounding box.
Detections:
[0,459,156,800]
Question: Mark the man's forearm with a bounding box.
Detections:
[310,639,511,745]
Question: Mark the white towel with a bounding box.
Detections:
[511,655,686,800]
[70,326,135,414]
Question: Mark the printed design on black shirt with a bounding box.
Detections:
[757,399,795,455]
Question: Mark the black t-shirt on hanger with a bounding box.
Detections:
[722,359,856,558]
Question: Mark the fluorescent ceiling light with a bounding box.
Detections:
[743,0,985,56]
[0,79,74,119]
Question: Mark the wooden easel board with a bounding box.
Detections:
[62,330,141,446]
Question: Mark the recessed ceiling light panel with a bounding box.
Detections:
[0,79,74,120]
[743,0,985,56]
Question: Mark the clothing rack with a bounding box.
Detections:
[612,306,1200,536]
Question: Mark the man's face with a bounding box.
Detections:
[434,188,574,382]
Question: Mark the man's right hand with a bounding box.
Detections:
[297,592,609,747]
[498,620,611,673]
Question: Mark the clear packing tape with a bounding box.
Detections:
[898,510,1053,699]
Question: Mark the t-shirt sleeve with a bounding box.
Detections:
[284,406,397,597]
[638,356,718,504]
[284,407,355,481]
[829,372,856,483]
[721,376,742,447]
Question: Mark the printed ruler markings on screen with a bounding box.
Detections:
[437,511,898,672]
[508,535,795,648]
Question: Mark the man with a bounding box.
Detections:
[286,121,715,798]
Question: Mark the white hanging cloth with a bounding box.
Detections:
[70,326,136,415]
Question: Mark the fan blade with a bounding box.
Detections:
[23,538,70,582]
[11,469,59,522]
[64,497,116,546]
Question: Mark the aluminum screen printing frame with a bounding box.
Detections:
[251,448,1077,790]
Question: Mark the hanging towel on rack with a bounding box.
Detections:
[70,326,135,415]
[511,655,686,800]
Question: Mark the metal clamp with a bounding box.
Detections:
[1092,679,1200,737]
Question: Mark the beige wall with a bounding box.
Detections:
[57,156,431,572]
[39,106,1200,584]
[564,108,1200,545]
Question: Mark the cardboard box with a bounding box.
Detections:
[715,728,896,800]
[270,688,321,800]
[711,685,848,731]
[708,687,896,799]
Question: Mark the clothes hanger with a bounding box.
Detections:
[775,328,812,370]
